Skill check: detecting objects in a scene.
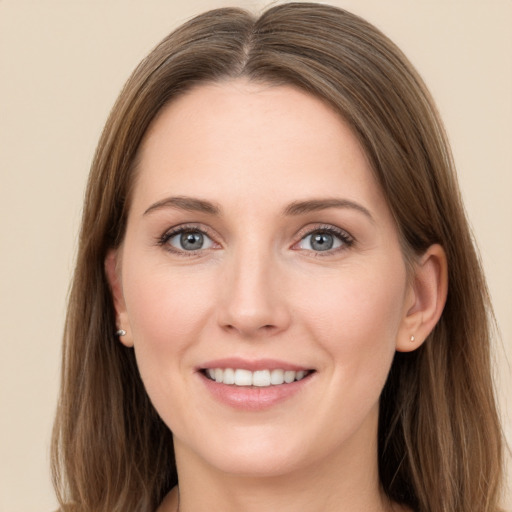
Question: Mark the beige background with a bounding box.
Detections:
[0,1,510,510]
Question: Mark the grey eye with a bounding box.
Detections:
[168,230,214,251]
[310,233,334,251]
[181,232,204,250]
[298,231,344,252]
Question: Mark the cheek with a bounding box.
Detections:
[299,259,406,396]
[121,260,218,397]
[121,261,221,427]
[123,261,213,344]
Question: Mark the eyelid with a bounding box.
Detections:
[157,223,221,255]
[292,224,355,254]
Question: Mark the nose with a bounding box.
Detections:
[217,246,292,338]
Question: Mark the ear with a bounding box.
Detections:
[396,244,448,352]
[105,249,134,347]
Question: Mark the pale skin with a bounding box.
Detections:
[106,80,448,512]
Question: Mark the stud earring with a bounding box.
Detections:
[116,329,127,337]
[410,335,415,342]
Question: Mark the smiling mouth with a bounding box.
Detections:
[202,368,314,387]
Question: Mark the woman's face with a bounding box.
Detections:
[110,80,416,477]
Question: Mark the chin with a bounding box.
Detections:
[175,424,316,478]
[204,448,309,478]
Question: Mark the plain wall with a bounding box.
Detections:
[0,1,510,510]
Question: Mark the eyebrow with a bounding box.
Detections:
[144,196,221,216]
[283,198,374,222]
[143,195,373,222]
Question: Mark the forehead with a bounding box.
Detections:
[132,80,387,217]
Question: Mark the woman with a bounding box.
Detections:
[51,3,505,511]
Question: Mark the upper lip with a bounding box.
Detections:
[198,357,312,372]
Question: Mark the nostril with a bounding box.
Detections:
[221,322,278,336]
[217,296,292,336]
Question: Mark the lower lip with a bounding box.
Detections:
[199,372,313,411]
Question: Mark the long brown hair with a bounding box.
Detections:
[51,3,504,511]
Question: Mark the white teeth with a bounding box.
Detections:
[234,369,252,386]
[270,369,284,385]
[253,370,271,387]
[223,367,235,385]
[284,370,296,384]
[204,368,310,387]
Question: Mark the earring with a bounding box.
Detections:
[410,335,415,342]
[116,329,127,337]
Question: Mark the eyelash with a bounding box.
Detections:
[157,224,218,257]
[294,224,354,256]
[156,223,355,256]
